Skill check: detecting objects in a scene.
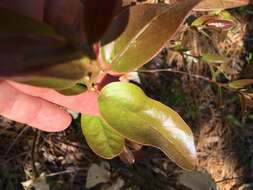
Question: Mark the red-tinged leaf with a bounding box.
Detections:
[205,19,235,30]
[7,60,88,90]
[0,44,83,77]
[82,0,119,45]
[119,146,135,164]
[0,6,90,90]
[192,12,236,31]
[194,0,251,11]
[0,7,86,77]
[101,0,201,73]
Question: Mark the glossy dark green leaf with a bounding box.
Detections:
[98,82,197,170]
[81,114,124,159]
[101,0,201,73]
[82,0,119,45]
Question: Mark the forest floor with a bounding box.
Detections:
[0,3,253,190]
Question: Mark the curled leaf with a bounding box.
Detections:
[119,146,135,164]
[98,82,197,170]
[205,19,235,30]
[192,11,236,31]
[81,115,124,159]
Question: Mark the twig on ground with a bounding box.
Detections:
[138,68,226,87]
[46,167,87,177]
[31,130,40,178]
[4,125,29,158]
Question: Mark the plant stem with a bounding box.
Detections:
[138,68,226,87]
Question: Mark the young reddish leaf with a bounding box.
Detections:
[98,82,197,170]
[101,0,201,73]
[119,146,135,164]
[82,0,119,44]
[205,19,235,31]
[192,11,236,31]
[81,114,124,159]
[194,0,251,11]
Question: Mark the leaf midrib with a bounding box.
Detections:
[111,3,177,65]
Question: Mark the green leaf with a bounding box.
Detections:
[8,59,89,90]
[98,82,197,170]
[201,53,230,64]
[81,114,124,159]
[192,15,216,27]
[57,83,87,96]
[228,79,253,89]
[101,0,201,73]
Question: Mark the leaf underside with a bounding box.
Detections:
[81,114,124,159]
